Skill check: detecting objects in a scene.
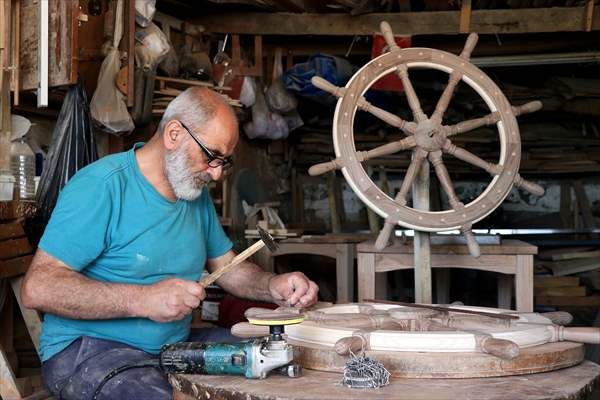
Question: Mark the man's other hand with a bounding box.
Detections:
[268,272,319,308]
[137,278,206,322]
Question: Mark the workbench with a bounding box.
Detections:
[357,239,537,311]
[170,360,600,400]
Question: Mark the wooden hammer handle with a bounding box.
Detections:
[199,240,265,287]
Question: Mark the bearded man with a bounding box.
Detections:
[21,87,319,400]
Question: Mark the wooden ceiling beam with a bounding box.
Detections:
[193,7,600,35]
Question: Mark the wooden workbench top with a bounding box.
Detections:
[357,239,537,255]
[171,360,599,400]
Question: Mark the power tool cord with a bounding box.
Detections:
[91,358,160,400]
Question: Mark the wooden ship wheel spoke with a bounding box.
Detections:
[308,21,546,257]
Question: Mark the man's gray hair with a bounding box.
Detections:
[157,87,219,135]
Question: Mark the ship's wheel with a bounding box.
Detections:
[308,21,545,257]
[283,303,599,378]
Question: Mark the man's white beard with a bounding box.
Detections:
[164,142,211,201]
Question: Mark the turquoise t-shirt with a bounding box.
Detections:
[38,143,232,361]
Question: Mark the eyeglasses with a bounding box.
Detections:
[179,121,234,170]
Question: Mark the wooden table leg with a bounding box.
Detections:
[516,255,534,312]
[375,272,388,300]
[335,244,355,304]
[435,269,450,304]
[357,253,375,302]
[497,273,513,310]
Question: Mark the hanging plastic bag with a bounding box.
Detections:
[239,76,256,108]
[266,48,297,113]
[135,0,156,28]
[90,0,134,135]
[132,22,170,126]
[283,53,355,103]
[37,82,99,221]
[243,82,289,140]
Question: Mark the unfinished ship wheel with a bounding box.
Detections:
[283,303,598,378]
[308,22,545,257]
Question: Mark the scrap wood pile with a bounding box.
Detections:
[152,76,242,117]
[535,247,600,307]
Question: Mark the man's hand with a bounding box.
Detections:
[268,272,319,308]
[137,278,206,322]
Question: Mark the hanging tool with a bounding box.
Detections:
[199,225,278,287]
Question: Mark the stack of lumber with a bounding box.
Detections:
[535,247,600,307]
[0,220,33,280]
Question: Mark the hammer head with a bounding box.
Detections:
[257,226,279,252]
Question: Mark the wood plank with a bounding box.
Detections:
[193,8,600,35]
[413,159,431,304]
[542,258,600,276]
[375,254,517,274]
[535,276,580,288]
[357,239,537,255]
[538,246,596,261]
[0,237,31,260]
[0,221,24,240]
[19,0,78,91]
[0,254,33,278]
[535,286,587,297]
[536,296,600,307]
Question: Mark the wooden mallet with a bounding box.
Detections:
[198,226,279,287]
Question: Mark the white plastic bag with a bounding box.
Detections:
[266,48,297,113]
[90,0,134,135]
[135,0,156,27]
[239,76,256,107]
[244,83,289,140]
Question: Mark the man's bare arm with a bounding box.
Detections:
[206,250,274,302]
[21,249,205,322]
[207,250,319,307]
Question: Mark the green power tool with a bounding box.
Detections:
[158,313,304,379]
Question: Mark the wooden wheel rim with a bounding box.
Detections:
[333,47,521,231]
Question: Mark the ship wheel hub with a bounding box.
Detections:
[414,119,444,152]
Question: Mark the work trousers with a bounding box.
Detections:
[42,327,238,400]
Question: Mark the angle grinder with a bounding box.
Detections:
[158,312,304,379]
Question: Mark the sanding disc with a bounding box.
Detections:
[247,312,305,326]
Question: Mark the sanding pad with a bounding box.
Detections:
[247,312,305,326]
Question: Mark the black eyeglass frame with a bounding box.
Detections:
[179,121,234,170]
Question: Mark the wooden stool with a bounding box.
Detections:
[356,239,537,311]
[255,234,373,304]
